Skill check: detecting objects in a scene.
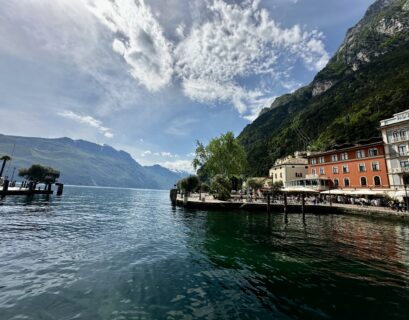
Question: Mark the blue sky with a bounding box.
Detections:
[0,0,373,172]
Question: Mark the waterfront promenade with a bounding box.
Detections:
[175,194,409,221]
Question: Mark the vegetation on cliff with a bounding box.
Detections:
[238,0,409,176]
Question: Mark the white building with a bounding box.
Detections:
[269,152,308,185]
[380,109,409,189]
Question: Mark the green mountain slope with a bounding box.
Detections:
[238,0,409,176]
[0,134,186,189]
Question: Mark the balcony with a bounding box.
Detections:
[391,167,409,174]
[388,151,409,158]
[390,136,409,143]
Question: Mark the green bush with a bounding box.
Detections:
[211,174,231,201]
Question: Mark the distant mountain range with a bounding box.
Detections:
[238,0,409,176]
[0,134,188,189]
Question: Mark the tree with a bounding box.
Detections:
[268,180,283,194]
[18,164,60,191]
[178,175,200,204]
[193,132,247,180]
[0,155,11,179]
[246,178,264,190]
[180,175,200,194]
[210,174,231,201]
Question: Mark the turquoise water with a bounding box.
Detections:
[0,186,409,319]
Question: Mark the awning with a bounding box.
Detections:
[320,189,349,195]
[350,190,387,196]
[394,191,409,197]
[282,187,320,193]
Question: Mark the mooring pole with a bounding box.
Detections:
[170,188,177,205]
[2,179,9,196]
[267,193,271,213]
[56,183,64,196]
[301,193,305,217]
[283,193,288,215]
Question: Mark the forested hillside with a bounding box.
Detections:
[238,0,409,176]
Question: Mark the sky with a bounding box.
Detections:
[0,0,374,172]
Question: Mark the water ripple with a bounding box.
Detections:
[0,186,409,319]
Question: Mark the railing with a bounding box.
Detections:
[390,136,409,143]
[391,167,409,174]
[388,150,409,157]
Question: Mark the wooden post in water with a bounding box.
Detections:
[301,193,305,216]
[283,192,288,214]
[267,193,271,213]
[170,188,177,205]
[56,183,64,196]
[2,179,9,196]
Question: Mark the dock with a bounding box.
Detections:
[1,186,53,196]
[172,193,409,222]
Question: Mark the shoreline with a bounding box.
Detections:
[174,195,409,222]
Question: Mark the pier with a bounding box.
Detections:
[172,193,409,222]
[1,181,63,196]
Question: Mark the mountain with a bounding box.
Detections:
[238,0,409,176]
[0,134,188,189]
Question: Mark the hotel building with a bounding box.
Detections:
[269,152,309,185]
[380,110,409,189]
[307,138,389,190]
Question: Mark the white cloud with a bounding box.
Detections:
[141,150,152,157]
[142,150,178,158]
[2,0,330,128]
[85,0,329,120]
[159,160,194,173]
[160,152,173,157]
[58,110,114,138]
[174,0,329,119]
[165,117,198,136]
[86,0,173,92]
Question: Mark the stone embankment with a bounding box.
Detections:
[172,193,409,222]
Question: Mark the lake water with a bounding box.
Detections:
[0,186,409,319]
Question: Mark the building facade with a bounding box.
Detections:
[307,139,389,190]
[269,152,308,185]
[380,110,409,189]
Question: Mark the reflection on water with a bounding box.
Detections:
[0,186,409,319]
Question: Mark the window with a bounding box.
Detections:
[372,161,380,171]
[368,148,378,156]
[393,131,399,141]
[356,150,365,159]
[280,173,282,178]
[332,166,339,174]
[311,158,317,164]
[360,177,367,186]
[331,154,338,162]
[358,163,366,172]
[295,172,303,178]
[398,145,406,156]
[344,178,350,187]
[400,160,409,171]
[275,174,277,179]
[400,130,406,140]
[340,152,348,160]
[374,176,381,186]
[334,179,339,187]
[319,156,325,164]
[312,169,316,175]
[342,165,349,173]
[319,167,325,175]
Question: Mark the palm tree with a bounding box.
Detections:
[0,155,11,179]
